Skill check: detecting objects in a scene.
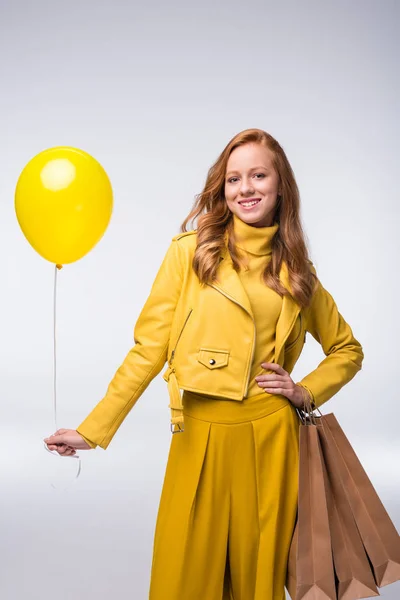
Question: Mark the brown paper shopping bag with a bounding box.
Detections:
[321,413,400,588]
[286,411,337,600]
[317,418,380,599]
[287,398,400,599]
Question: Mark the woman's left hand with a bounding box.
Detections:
[255,362,307,409]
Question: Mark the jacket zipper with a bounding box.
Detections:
[207,283,255,397]
[169,308,193,365]
[285,312,303,350]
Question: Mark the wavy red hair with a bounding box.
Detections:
[180,128,317,308]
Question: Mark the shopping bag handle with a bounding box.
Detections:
[295,396,323,426]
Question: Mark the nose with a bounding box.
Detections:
[239,177,255,196]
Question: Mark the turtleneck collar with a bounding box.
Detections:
[232,213,279,256]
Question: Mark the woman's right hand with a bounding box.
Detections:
[44,428,92,456]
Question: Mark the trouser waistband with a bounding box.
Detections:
[182,389,292,424]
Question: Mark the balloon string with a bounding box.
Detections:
[43,264,82,490]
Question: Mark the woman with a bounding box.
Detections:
[44,128,364,599]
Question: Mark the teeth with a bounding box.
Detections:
[241,200,259,207]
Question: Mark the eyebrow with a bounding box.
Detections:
[226,165,269,176]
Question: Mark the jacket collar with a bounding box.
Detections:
[213,246,301,363]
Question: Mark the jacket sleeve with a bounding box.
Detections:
[296,268,364,409]
[75,238,184,450]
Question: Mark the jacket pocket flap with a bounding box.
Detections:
[198,348,230,369]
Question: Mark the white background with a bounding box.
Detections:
[1,0,399,598]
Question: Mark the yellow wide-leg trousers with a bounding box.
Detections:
[149,389,300,600]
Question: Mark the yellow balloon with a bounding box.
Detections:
[15,147,113,265]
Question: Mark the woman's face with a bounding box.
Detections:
[224,142,280,227]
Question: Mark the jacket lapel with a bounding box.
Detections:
[215,248,301,364]
[211,249,254,317]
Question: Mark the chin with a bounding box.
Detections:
[239,211,270,226]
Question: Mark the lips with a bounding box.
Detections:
[238,198,261,206]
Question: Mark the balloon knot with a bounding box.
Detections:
[56,264,63,270]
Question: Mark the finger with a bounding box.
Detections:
[255,373,287,382]
[47,443,69,453]
[261,362,287,375]
[55,449,67,456]
[256,380,290,389]
[63,448,76,456]
[62,448,77,457]
[262,387,286,395]
[46,444,59,451]
[47,446,65,454]
[46,440,75,452]
[44,435,66,445]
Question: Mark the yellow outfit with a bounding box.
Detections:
[149,216,300,599]
[76,216,363,598]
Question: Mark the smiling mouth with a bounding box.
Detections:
[238,198,261,207]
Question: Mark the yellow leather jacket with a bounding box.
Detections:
[76,230,364,450]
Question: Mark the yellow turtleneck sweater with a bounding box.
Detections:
[232,213,283,398]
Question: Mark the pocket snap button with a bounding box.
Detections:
[198,348,230,369]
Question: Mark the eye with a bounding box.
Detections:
[227,177,239,183]
[254,173,266,179]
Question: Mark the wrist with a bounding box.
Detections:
[296,383,316,411]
